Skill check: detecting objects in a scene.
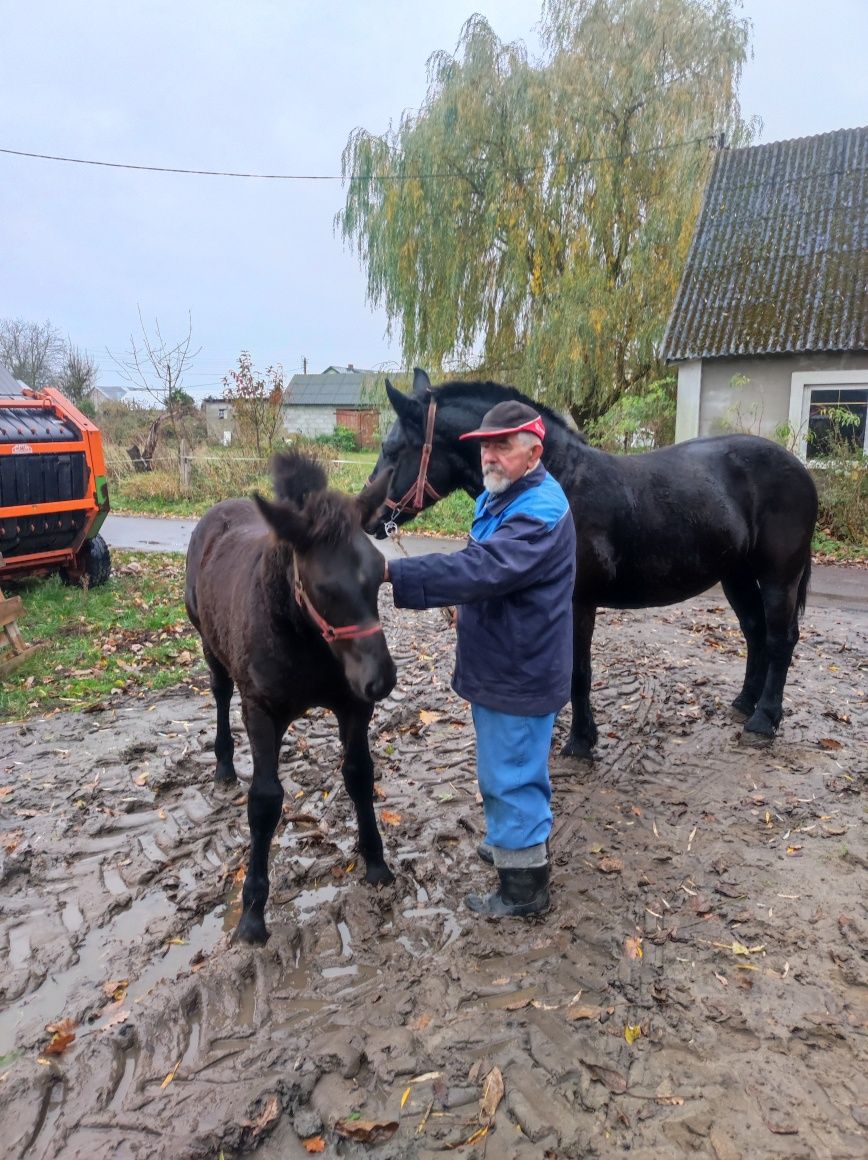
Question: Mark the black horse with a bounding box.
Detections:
[368,370,818,758]
[186,452,396,944]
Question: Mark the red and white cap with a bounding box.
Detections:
[459,400,546,442]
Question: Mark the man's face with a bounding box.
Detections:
[480,435,542,495]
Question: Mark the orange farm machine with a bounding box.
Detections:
[0,384,111,588]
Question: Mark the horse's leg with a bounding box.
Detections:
[743,579,801,738]
[336,702,393,886]
[235,703,285,945]
[720,575,768,719]
[561,603,597,760]
[204,647,237,785]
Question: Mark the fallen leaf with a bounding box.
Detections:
[333,1118,399,1144]
[597,856,623,874]
[817,737,843,750]
[303,1139,326,1154]
[480,1066,504,1121]
[409,1071,442,1084]
[380,809,402,826]
[624,1023,642,1045]
[0,787,13,799]
[408,1012,431,1031]
[43,1019,76,1055]
[656,1094,685,1106]
[241,1094,281,1135]
[731,941,750,956]
[419,710,442,726]
[160,1058,182,1088]
[625,936,644,960]
[101,979,129,1003]
[401,1087,412,1108]
[585,1063,628,1093]
[464,1125,489,1146]
[503,993,535,1010]
[101,1007,130,1031]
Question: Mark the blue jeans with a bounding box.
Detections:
[472,704,555,851]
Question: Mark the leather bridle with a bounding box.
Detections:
[382,393,442,525]
[292,555,383,643]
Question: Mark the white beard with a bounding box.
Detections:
[483,466,511,495]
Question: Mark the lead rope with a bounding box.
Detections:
[385,521,456,629]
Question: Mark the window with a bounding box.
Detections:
[788,371,868,461]
[806,388,867,459]
[218,407,226,420]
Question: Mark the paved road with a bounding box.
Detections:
[102,514,867,608]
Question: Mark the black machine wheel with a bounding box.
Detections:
[61,534,112,588]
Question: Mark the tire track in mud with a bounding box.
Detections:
[1,596,867,1158]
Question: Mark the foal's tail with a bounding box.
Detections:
[797,556,812,619]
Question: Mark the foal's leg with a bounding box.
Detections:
[721,575,768,719]
[235,703,285,945]
[744,579,801,738]
[336,702,393,886]
[561,604,598,760]
[204,647,237,785]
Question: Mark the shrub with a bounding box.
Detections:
[315,425,359,453]
[586,378,676,451]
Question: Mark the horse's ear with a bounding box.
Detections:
[253,493,311,549]
[412,368,432,399]
[385,379,423,429]
[356,467,393,527]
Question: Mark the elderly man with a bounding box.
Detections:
[383,400,576,917]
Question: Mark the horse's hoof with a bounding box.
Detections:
[365,862,395,887]
[741,712,777,746]
[214,767,238,788]
[731,695,755,722]
[560,736,595,761]
[232,913,269,946]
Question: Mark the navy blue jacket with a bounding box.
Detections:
[389,464,576,715]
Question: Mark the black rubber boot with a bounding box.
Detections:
[477,839,549,866]
[465,865,550,917]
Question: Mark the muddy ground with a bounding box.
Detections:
[1,593,866,1159]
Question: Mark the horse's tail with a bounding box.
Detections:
[797,555,811,619]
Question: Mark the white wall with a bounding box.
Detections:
[282,405,337,439]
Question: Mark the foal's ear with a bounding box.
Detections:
[385,379,423,429]
[412,367,432,398]
[253,493,311,549]
[356,467,393,527]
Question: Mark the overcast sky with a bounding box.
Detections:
[1,0,865,398]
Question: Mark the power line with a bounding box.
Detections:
[0,135,718,181]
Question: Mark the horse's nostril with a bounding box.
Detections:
[365,668,397,702]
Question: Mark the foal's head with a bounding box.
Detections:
[254,452,397,702]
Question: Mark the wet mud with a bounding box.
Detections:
[1,593,866,1158]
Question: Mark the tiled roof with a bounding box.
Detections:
[661,126,867,361]
[284,370,377,407]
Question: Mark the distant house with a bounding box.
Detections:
[662,126,868,460]
[87,384,129,411]
[201,396,234,445]
[283,365,381,448]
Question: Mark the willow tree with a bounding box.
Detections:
[338,0,753,426]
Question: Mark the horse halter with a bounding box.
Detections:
[292,555,383,643]
[382,393,442,529]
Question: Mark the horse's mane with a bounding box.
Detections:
[271,450,357,545]
[432,379,586,443]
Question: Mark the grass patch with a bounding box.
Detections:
[0,551,203,722]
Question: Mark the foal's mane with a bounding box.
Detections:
[432,380,585,442]
[271,450,359,545]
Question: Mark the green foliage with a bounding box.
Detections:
[338,0,752,426]
[315,425,360,453]
[808,411,868,548]
[586,376,676,450]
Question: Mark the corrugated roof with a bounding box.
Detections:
[661,126,868,361]
[0,363,24,396]
[284,370,376,407]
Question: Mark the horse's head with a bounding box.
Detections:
[254,453,397,702]
[364,368,474,537]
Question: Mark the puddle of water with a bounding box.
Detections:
[0,890,174,1053]
[322,964,359,980]
[109,1047,141,1110]
[28,1075,65,1158]
[337,921,352,958]
[482,986,540,1010]
[8,925,31,969]
[102,867,128,896]
[293,883,340,912]
[61,902,84,934]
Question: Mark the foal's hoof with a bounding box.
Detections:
[731,694,756,722]
[741,711,777,746]
[364,862,395,887]
[560,735,595,761]
[232,912,269,946]
[214,766,238,788]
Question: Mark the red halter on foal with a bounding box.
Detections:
[292,555,383,643]
[382,394,442,526]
